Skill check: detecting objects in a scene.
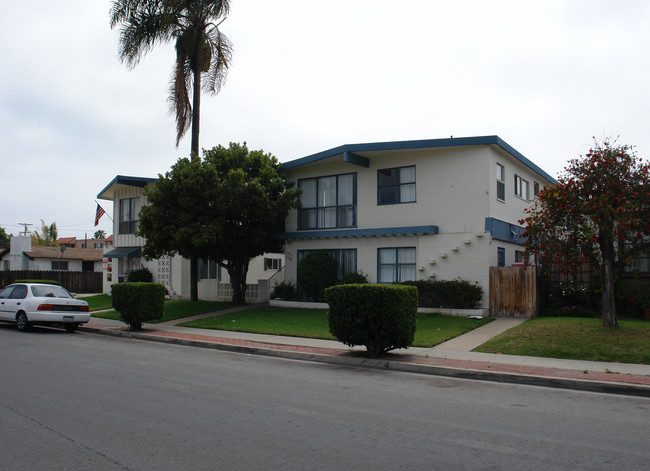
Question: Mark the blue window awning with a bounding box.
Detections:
[103,247,142,258]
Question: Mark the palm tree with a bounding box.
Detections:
[32,220,58,247]
[110,0,233,156]
[110,0,233,301]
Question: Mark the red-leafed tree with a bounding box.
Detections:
[521,139,650,327]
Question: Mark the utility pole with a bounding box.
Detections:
[18,223,32,236]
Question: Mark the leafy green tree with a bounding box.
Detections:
[32,220,59,247]
[94,229,106,239]
[110,0,233,155]
[521,139,650,327]
[138,143,301,303]
[0,226,10,249]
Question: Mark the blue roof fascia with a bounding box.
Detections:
[343,151,369,168]
[282,135,556,184]
[97,175,158,199]
[273,225,438,240]
[485,217,527,244]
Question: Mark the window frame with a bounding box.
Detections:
[377,165,416,205]
[496,163,506,201]
[497,247,506,267]
[297,249,357,279]
[51,260,69,271]
[377,247,417,283]
[297,173,357,230]
[119,197,141,235]
[514,174,529,201]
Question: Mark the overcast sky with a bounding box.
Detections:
[1,0,649,238]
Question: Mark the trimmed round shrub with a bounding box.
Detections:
[297,251,338,301]
[127,267,153,282]
[336,271,369,285]
[325,284,417,357]
[111,282,165,330]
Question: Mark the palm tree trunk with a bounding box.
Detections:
[191,68,201,158]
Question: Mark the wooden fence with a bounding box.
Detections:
[0,271,103,294]
[489,266,538,317]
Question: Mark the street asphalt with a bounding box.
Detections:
[81,305,650,398]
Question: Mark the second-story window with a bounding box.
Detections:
[119,197,141,234]
[514,175,529,201]
[496,163,505,201]
[377,166,416,205]
[298,173,357,230]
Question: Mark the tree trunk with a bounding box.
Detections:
[190,256,198,302]
[599,231,617,327]
[191,68,201,158]
[228,261,249,305]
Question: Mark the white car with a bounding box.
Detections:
[0,283,90,332]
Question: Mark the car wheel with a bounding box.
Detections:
[16,312,31,332]
[64,324,78,333]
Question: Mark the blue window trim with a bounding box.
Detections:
[497,247,506,267]
[297,173,357,230]
[377,247,417,283]
[377,165,416,205]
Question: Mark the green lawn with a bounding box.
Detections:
[180,307,493,348]
[474,317,650,364]
[90,300,231,323]
[79,294,113,311]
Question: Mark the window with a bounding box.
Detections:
[533,181,540,196]
[199,259,220,280]
[514,175,529,200]
[119,197,141,234]
[377,247,416,283]
[118,257,141,282]
[52,260,69,270]
[496,164,505,201]
[497,247,506,267]
[298,174,356,230]
[378,166,416,205]
[9,285,27,299]
[297,249,357,279]
[515,250,524,264]
[264,258,282,271]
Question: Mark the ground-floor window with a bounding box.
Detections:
[199,258,221,280]
[52,260,68,271]
[118,257,141,282]
[297,249,357,279]
[497,247,506,267]
[377,247,416,283]
[264,258,282,271]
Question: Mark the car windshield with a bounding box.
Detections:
[30,285,72,299]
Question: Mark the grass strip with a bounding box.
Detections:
[79,294,113,311]
[474,317,650,364]
[90,300,231,323]
[180,307,493,347]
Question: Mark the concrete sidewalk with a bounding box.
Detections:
[81,311,650,398]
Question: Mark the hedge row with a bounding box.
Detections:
[400,279,482,309]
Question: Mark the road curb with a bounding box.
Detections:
[80,326,650,398]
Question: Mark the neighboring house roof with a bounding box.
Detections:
[97,175,157,200]
[57,237,76,245]
[281,135,556,184]
[23,246,103,262]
